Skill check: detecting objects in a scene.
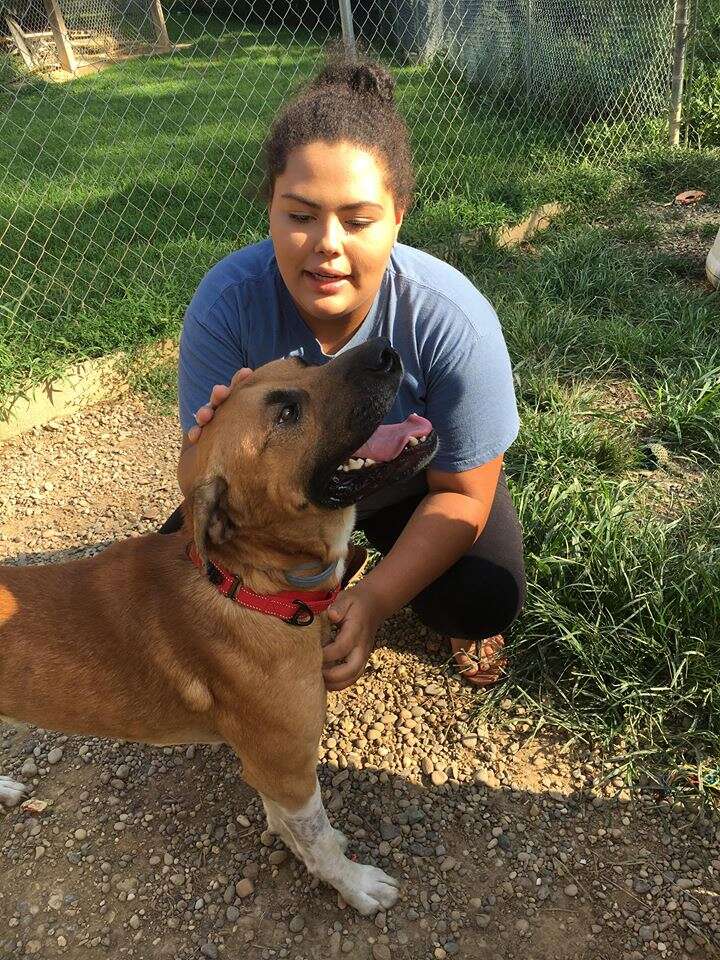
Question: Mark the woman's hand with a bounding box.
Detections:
[322,584,387,692]
[186,367,254,444]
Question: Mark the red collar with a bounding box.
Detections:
[186,542,340,627]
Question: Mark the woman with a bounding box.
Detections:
[166,57,525,692]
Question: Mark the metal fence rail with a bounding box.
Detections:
[0,0,718,392]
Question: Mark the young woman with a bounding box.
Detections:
[166,58,525,692]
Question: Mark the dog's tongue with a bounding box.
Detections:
[353,414,433,462]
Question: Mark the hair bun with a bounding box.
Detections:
[311,61,396,105]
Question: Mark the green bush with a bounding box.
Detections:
[687,64,720,148]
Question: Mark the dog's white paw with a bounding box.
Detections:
[0,776,28,808]
[339,861,400,915]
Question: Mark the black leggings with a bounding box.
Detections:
[357,472,525,641]
[160,473,525,641]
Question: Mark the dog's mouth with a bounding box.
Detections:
[320,414,439,508]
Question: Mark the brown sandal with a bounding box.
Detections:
[450,635,507,687]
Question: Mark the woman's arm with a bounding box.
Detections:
[364,454,502,616]
[322,454,503,690]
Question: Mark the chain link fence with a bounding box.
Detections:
[0,0,718,398]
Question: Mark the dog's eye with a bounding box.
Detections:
[277,403,300,425]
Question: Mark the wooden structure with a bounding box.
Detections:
[3,0,171,75]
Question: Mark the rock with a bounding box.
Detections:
[289,914,305,933]
[372,945,391,960]
[200,943,218,959]
[380,823,400,841]
[269,849,288,865]
[226,906,240,922]
[115,764,130,780]
[20,758,37,777]
[515,919,530,934]
[47,747,63,765]
[564,884,578,897]
[236,879,254,898]
[431,770,448,786]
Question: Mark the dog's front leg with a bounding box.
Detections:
[260,778,399,916]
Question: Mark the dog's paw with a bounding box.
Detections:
[0,776,29,808]
[339,861,400,915]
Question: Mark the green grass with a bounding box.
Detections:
[2,15,720,792]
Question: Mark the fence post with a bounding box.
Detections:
[338,0,357,59]
[525,0,534,103]
[42,0,78,73]
[668,0,690,146]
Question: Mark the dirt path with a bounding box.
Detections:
[1,399,718,960]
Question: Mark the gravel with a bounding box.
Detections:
[1,397,719,960]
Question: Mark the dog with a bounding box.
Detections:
[0,337,437,914]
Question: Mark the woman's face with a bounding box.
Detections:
[269,141,404,335]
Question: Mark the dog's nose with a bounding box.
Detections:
[368,339,401,375]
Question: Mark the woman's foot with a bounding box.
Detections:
[449,635,507,686]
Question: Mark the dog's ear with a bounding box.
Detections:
[192,475,236,562]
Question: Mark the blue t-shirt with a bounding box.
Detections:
[179,239,519,513]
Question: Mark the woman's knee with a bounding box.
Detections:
[411,555,525,640]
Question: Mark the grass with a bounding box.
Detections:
[2,16,720,792]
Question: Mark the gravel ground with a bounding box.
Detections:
[1,398,719,960]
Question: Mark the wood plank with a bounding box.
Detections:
[5,14,35,69]
[149,0,171,51]
[41,0,78,73]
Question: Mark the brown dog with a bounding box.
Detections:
[0,338,437,914]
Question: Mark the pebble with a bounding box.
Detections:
[372,946,391,960]
[289,914,305,933]
[236,879,254,898]
[564,884,579,897]
[47,747,63,765]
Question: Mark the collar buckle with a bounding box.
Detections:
[284,600,315,627]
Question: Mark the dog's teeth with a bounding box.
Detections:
[364,458,376,466]
[419,435,427,443]
[408,436,419,446]
[348,458,363,470]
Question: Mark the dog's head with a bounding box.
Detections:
[189,338,438,574]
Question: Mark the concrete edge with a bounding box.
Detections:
[0,340,177,444]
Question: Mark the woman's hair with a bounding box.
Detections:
[262,53,415,209]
